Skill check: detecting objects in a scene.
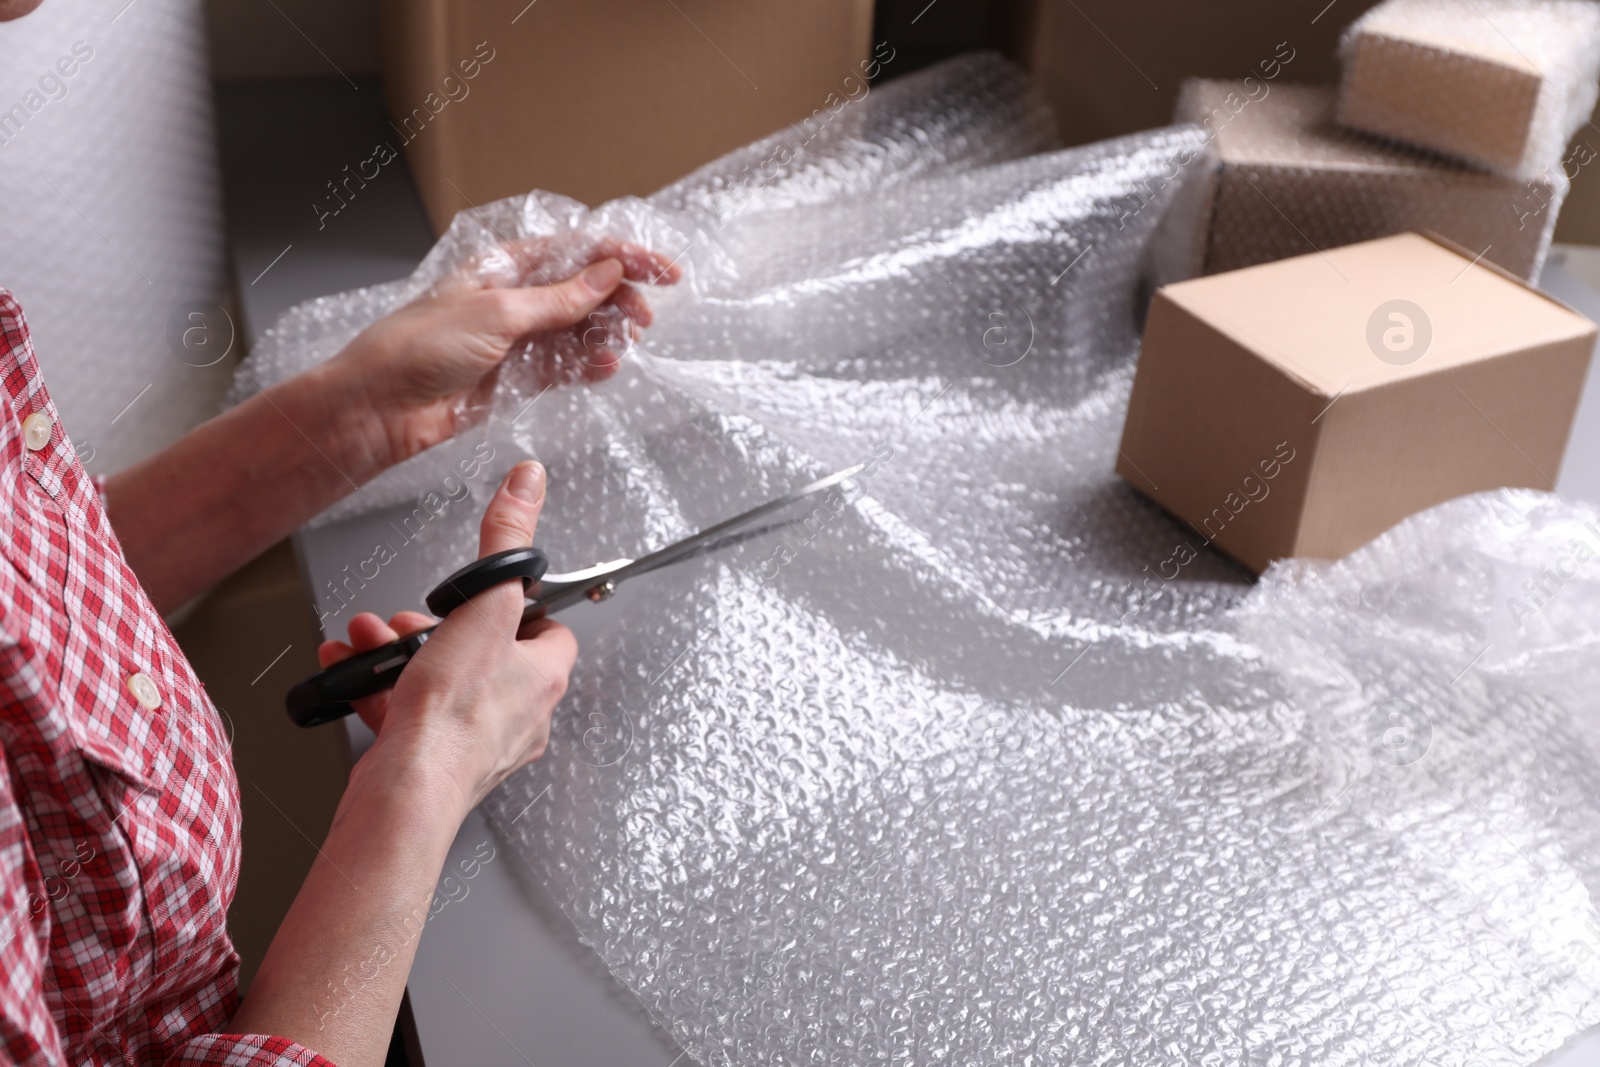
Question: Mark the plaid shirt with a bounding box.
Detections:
[0,291,332,1066]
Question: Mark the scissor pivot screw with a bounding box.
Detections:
[586,581,617,603]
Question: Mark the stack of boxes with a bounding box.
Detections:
[1166,81,1560,280]
[1120,0,1600,574]
[1161,0,1600,282]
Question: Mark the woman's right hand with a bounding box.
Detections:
[318,460,576,812]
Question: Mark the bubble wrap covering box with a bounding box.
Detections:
[1163,78,1563,281]
[235,55,1600,1067]
[1337,0,1600,177]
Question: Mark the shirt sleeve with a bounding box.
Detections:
[0,749,67,1066]
[1,752,335,1067]
[164,1033,339,1066]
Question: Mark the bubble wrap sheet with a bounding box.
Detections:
[0,0,229,471]
[235,55,1600,1067]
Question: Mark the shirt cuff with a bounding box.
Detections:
[167,1033,339,1067]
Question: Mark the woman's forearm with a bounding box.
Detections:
[235,462,572,1065]
[104,365,388,609]
[231,738,469,1067]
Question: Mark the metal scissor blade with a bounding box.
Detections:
[527,558,633,615]
[526,462,868,614]
[615,461,869,581]
[624,517,811,579]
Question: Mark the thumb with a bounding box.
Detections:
[480,460,546,556]
[487,258,625,340]
[449,460,547,634]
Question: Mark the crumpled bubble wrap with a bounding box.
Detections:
[229,51,1061,527]
[1337,0,1600,178]
[233,52,1600,1067]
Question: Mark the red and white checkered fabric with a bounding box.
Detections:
[0,290,332,1066]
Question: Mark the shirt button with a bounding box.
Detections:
[127,672,162,711]
[22,412,52,451]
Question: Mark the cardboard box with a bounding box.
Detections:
[1337,21,1541,174]
[1117,232,1596,574]
[1019,0,1383,149]
[1553,98,1600,246]
[379,0,875,233]
[1166,79,1563,281]
[1335,0,1600,176]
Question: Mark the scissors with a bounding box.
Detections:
[285,463,867,727]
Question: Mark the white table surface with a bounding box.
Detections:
[221,78,1600,1067]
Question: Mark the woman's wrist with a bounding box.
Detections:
[347,722,479,834]
[274,360,399,487]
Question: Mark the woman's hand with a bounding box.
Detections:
[317,460,573,810]
[236,461,574,1065]
[106,238,677,610]
[325,240,681,474]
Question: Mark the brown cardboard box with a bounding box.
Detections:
[1117,232,1596,574]
[1020,0,1382,149]
[1166,79,1563,281]
[1554,99,1600,246]
[379,0,875,233]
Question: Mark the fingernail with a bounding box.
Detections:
[579,257,623,293]
[507,460,544,503]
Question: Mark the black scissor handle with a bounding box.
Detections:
[284,627,436,728]
[285,548,549,728]
[426,547,548,617]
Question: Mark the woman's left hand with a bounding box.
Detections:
[323,239,680,471]
[107,239,678,610]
